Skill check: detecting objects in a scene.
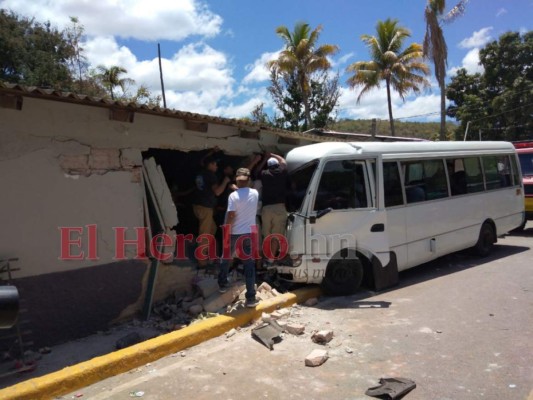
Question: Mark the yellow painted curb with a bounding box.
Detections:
[0,286,321,400]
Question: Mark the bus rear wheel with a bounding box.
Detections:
[321,258,363,296]
[473,222,496,257]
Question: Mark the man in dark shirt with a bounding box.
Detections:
[259,153,288,262]
[192,156,231,268]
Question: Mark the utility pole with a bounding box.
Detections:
[158,43,167,109]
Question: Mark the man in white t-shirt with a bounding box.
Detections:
[218,168,260,307]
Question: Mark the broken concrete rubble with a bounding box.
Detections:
[194,278,219,299]
[202,284,245,313]
[188,304,203,315]
[285,323,305,336]
[304,297,319,307]
[305,349,329,367]
[311,330,334,344]
[251,320,284,350]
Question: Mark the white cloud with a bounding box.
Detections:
[243,51,280,84]
[338,85,442,122]
[333,52,355,68]
[83,37,234,114]
[496,8,507,17]
[448,47,484,76]
[0,0,222,40]
[458,27,493,49]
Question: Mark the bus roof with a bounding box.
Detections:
[286,141,516,171]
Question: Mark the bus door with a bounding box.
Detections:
[304,157,390,282]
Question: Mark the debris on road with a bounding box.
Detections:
[129,390,145,397]
[226,328,237,338]
[285,323,305,335]
[365,377,416,399]
[305,349,329,367]
[345,347,354,354]
[304,297,319,307]
[115,332,143,350]
[251,321,284,350]
[311,330,334,344]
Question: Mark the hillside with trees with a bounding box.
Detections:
[331,119,456,140]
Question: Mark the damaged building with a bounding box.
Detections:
[0,82,347,347]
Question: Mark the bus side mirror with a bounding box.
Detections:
[0,286,19,329]
[316,207,332,219]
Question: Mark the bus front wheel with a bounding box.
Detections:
[473,222,496,257]
[321,259,363,296]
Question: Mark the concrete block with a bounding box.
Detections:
[202,284,245,313]
[271,308,290,319]
[312,330,334,344]
[182,297,203,311]
[257,282,273,292]
[286,323,305,335]
[89,148,121,170]
[59,154,89,171]
[120,148,143,169]
[188,304,203,315]
[195,278,219,299]
[261,312,273,323]
[305,349,329,367]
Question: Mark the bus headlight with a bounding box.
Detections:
[290,253,303,267]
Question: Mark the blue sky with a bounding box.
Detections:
[1,0,531,122]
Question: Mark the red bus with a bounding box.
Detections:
[513,141,533,230]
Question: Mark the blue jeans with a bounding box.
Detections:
[218,234,256,300]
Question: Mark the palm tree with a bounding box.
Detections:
[346,19,429,136]
[423,0,468,140]
[269,22,338,130]
[96,65,134,100]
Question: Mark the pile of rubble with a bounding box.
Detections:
[137,277,285,333]
[248,299,332,367]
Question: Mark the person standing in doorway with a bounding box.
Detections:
[218,168,259,308]
[259,153,288,264]
[192,155,231,269]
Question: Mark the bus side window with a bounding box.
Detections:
[463,157,484,193]
[383,161,403,207]
[423,159,448,200]
[483,155,512,190]
[448,158,466,196]
[510,155,520,186]
[403,161,426,203]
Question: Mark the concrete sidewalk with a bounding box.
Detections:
[0,286,321,400]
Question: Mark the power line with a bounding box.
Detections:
[470,102,533,123]
[395,111,440,120]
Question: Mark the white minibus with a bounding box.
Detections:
[275,141,525,294]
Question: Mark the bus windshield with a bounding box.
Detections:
[287,160,318,212]
[518,153,533,176]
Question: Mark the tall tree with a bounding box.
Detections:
[95,65,134,100]
[423,0,468,140]
[64,16,89,93]
[346,18,429,136]
[0,10,73,88]
[447,31,533,141]
[268,68,340,131]
[269,22,339,130]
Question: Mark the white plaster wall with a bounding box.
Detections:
[0,146,144,278]
[1,98,307,156]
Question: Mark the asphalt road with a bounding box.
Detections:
[65,224,533,400]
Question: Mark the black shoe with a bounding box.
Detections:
[245,297,260,308]
[219,284,229,293]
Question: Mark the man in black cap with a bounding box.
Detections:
[259,153,288,263]
[192,156,231,269]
